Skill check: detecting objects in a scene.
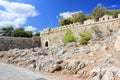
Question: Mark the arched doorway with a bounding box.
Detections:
[45,41,48,47]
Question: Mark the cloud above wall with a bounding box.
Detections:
[108,5,118,8]
[25,26,37,32]
[0,0,38,31]
[97,3,118,8]
[59,10,83,18]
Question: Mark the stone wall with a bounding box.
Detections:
[40,14,120,47]
[0,36,40,51]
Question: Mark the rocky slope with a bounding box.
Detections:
[0,31,120,80]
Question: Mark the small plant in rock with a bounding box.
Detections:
[62,29,76,44]
[91,25,102,38]
[118,26,120,29]
[91,25,99,34]
[79,31,92,45]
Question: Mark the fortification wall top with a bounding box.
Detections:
[40,14,120,35]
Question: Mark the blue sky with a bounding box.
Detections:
[0,0,120,32]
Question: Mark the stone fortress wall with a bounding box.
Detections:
[0,36,40,51]
[1,14,120,50]
[40,14,120,47]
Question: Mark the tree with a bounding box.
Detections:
[62,29,76,44]
[1,26,14,36]
[34,32,40,36]
[79,31,92,45]
[72,12,86,23]
[107,10,120,18]
[85,14,93,20]
[92,6,107,21]
[11,28,26,37]
[25,31,33,38]
[11,28,33,38]
[59,18,73,26]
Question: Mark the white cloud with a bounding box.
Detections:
[108,5,118,8]
[25,26,37,32]
[59,11,83,18]
[0,0,38,29]
[97,3,103,6]
[97,3,118,9]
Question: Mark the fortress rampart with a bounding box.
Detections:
[0,36,40,51]
[40,14,120,47]
[1,14,120,50]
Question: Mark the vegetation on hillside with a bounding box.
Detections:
[79,31,93,45]
[0,26,40,38]
[59,6,120,26]
[62,29,76,44]
[34,32,40,36]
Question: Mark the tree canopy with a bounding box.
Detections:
[34,32,40,36]
[59,18,73,26]
[10,28,33,38]
[0,26,14,36]
[72,12,86,23]
[92,6,107,21]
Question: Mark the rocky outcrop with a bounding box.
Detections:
[0,32,120,80]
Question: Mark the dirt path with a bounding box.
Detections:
[0,62,49,80]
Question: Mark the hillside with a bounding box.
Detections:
[0,30,120,80]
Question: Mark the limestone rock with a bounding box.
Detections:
[0,52,4,57]
[66,42,78,47]
[58,49,66,54]
[77,62,86,70]
[79,47,90,54]
[114,30,120,51]
[29,63,36,71]
[101,71,114,80]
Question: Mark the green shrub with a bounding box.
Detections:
[62,29,76,44]
[118,26,120,29]
[79,31,92,45]
[91,25,99,34]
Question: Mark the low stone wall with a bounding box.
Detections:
[0,36,40,51]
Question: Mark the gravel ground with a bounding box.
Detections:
[0,62,49,80]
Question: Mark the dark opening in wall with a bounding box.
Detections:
[103,18,105,20]
[45,41,48,47]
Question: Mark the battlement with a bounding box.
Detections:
[41,14,120,35]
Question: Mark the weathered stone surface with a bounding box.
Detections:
[29,63,36,71]
[0,52,4,57]
[79,47,90,54]
[77,62,86,70]
[114,30,120,51]
[66,42,78,47]
[0,36,40,51]
[90,67,101,77]
[101,71,114,80]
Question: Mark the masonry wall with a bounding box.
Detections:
[0,37,40,51]
[40,18,120,47]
